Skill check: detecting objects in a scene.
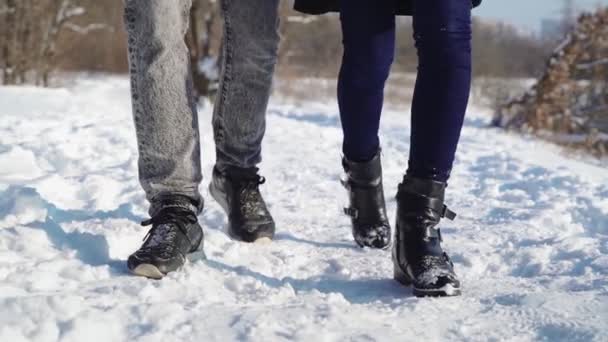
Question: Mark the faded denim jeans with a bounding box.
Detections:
[123,0,280,215]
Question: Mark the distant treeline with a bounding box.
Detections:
[281,15,555,79]
[0,0,555,86]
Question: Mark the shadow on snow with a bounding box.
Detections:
[0,185,138,275]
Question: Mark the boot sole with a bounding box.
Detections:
[131,264,165,280]
[354,237,392,250]
[209,181,275,244]
[394,264,461,297]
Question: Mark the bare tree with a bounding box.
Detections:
[1,0,18,84]
[0,0,109,86]
[37,0,111,86]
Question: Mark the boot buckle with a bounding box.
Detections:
[441,205,457,220]
[423,226,441,240]
[344,207,359,219]
[340,177,350,190]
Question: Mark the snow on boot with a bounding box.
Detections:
[341,152,391,249]
[128,201,204,279]
[392,176,461,297]
[209,166,275,243]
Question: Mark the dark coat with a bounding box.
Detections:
[294,0,482,16]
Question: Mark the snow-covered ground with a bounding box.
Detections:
[0,76,607,342]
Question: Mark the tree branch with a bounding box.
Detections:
[577,58,608,70]
[64,23,114,35]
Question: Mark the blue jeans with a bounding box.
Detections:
[124,0,280,215]
[338,0,472,182]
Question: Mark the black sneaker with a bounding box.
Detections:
[341,152,391,249]
[209,166,275,243]
[392,176,461,297]
[128,204,203,279]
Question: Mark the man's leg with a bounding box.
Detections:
[125,0,203,215]
[213,0,280,170]
[208,0,280,243]
[124,0,204,278]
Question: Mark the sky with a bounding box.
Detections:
[475,0,608,34]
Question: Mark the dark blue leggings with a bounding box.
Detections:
[338,0,472,182]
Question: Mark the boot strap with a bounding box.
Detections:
[398,192,457,221]
[341,177,381,190]
[441,205,457,220]
[344,207,358,219]
[340,177,349,189]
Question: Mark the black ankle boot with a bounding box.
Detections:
[392,176,461,297]
[341,152,391,249]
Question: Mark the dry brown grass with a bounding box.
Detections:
[273,72,417,112]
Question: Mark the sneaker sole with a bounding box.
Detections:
[254,237,273,245]
[131,264,165,280]
[412,284,461,297]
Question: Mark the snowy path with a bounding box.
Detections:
[1,77,607,342]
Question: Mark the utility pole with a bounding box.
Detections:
[560,0,577,36]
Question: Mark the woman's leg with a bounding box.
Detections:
[392,0,472,297]
[338,0,395,162]
[408,0,472,182]
[338,0,395,249]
